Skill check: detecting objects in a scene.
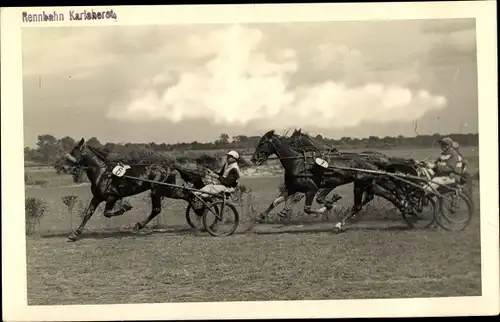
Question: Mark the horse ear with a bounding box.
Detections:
[77,138,85,147]
[298,128,302,133]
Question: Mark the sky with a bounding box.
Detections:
[22,19,478,147]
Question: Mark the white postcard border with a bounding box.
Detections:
[1,2,498,320]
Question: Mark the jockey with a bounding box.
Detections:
[194,150,241,198]
[423,137,463,193]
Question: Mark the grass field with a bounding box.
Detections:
[24,147,482,305]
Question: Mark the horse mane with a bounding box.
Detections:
[296,131,337,152]
[86,144,110,160]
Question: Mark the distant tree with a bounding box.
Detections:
[36,134,59,162]
[216,133,230,145]
[87,137,101,147]
[58,136,75,152]
[232,135,248,143]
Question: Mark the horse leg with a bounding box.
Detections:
[258,189,290,222]
[370,182,417,228]
[103,197,132,218]
[279,193,304,219]
[67,196,102,242]
[133,191,162,232]
[349,179,375,222]
[303,189,327,215]
[315,188,331,204]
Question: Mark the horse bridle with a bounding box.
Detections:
[255,135,317,167]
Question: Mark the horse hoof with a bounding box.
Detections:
[132,223,142,232]
[278,210,291,219]
[325,202,334,210]
[123,204,133,211]
[332,195,342,203]
[66,232,79,242]
[332,223,344,234]
[332,227,344,234]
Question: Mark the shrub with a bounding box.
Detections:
[62,195,79,213]
[25,197,48,236]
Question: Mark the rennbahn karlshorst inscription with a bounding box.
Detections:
[22,9,117,23]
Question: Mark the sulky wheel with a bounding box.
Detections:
[202,200,240,237]
[185,203,205,231]
[435,191,474,231]
[402,195,439,230]
[186,202,219,231]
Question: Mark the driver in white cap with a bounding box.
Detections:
[195,150,241,198]
[423,137,463,193]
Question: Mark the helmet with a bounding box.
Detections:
[227,150,240,160]
[438,137,454,146]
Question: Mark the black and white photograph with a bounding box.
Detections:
[1,2,498,320]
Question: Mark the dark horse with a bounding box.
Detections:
[281,129,411,220]
[250,130,411,231]
[63,138,206,241]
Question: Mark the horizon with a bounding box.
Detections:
[24,130,479,149]
[23,19,478,148]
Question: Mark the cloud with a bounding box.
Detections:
[108,24,447,130]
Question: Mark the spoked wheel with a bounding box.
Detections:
[186,203,219,231]
[401,195,438,229]
[435,191,474,231]
[202,200,240,237]
[402,191,439,229]
[185,203,205,230]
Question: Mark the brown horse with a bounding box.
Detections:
[62,138,207,241]
[251,130,411,231]
[285,130,426,226]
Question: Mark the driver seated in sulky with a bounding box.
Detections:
[194,150,241,198]
[423,137,464,193]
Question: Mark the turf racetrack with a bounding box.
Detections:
[26,174,482,305]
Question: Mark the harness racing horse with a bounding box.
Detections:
[63,138,207,242]
[282,130,410,221]
[250,130,413,231]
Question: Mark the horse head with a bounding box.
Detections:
[251,130,282,166]
[64,138,107,169]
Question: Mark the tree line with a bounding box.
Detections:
[25,132,479,164]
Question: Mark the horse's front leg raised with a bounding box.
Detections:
[133,191,163,232]
[103,197,133,218]
[67,196,102,242]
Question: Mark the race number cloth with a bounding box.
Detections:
[112,164,131,177]
[314,158,329,169]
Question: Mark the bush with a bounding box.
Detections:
[25,197,48,236]
[62,195,79,213]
